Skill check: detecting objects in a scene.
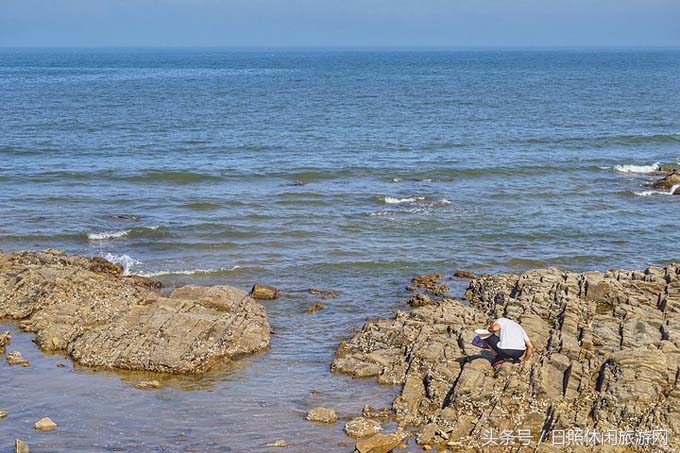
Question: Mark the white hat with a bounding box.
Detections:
[474,328,493,339]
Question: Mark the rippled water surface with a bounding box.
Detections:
[1,48,680,452]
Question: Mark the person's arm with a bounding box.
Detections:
[522,340,534,362]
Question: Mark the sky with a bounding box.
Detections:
[1,0,679,48]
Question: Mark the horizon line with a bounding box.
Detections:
[2,44,680,51]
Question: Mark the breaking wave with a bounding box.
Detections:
[381,196,426,204]
[103,253,140,275]
[87,226,160,241]
[614,162,660,174]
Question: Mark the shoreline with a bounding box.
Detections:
[2,250,679,451]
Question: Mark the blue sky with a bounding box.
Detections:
[2,0,679,47]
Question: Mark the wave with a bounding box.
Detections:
[184,202,221,210]
[123,171,222,184]
[103,253,140,275]
[634,184,679,197]
[87,226,160,241]
[136,266,241,278]
[381,196,425,204]
[614,162,660,174]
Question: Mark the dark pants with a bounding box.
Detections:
[486,335,525,362]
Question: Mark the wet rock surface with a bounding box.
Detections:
[334,265,680,451]
[0,250,270,373]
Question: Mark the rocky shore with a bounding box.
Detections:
[0,250,270,373]
[333,267,680,451]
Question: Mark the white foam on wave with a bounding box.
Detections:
[614,162,660,174]
[87,225,159,241]
[634,184,679,197]
[137,266,241,278]
[89,230,130,240]
[382,196,425,204]
[103,253,140,275]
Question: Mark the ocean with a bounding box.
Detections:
[1,48,679,451]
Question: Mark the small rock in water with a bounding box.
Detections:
[453,270,477,279]
[6,351,29,367]
[306,407,337,423]
[135,380,162,390]
[344,417,382,438]
[304,302,325,314]
[0,331,11,347]
[250,283,278,300]
[0,331,11,353]
[15,439,29,453]
[265,439,287,447]
[0,410,7,419]
[34,417,57,431]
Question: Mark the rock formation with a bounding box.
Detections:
[649,166,680,194]
[0,250,270,373]
[333,265,680,451]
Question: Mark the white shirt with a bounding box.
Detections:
[495,317,529,350]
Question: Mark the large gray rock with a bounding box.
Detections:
[334,265,680,451]
[0,250,270,373]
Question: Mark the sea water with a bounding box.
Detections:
[1,48,679,451]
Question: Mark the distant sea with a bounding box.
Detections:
[1,48,679,451]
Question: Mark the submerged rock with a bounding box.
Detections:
[304,302,325,314]
[265,439,287,447]
[334,265,680,451]
[0,410,7,419]
[135,380,162,390]
[251,283,278,300]
[306,407,337,423]
[0,250,270,373]
[308,288,340,299]
[34,417,57,431]
[6,351,29,367]
[15,439,29,453]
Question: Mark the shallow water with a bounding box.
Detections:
[1,48,680,452]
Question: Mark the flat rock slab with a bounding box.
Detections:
[334,265,680,451]
[0,250,270,373]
